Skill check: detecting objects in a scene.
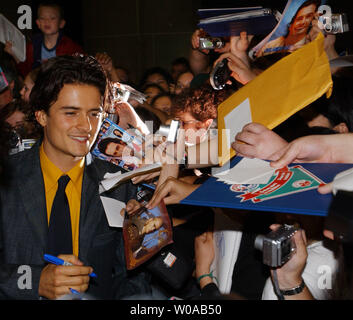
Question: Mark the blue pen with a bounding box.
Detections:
[142,183,156,191]
[44,254,97,278]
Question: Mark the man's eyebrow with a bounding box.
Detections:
[60,106,103,111]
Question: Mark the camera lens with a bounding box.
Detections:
[210,58,231,90]
[254,235,264,251]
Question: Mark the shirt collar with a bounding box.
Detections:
[39,144,85,189]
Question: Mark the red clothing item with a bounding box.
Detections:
[17,33,84,77]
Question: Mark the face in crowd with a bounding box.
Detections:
[145,73,169,92]
[36,83,103,167]
[175,111,213,145]
[152,95,172,115]
[36,5,65,36]
[20,74,35,102]
[174,72,193,95]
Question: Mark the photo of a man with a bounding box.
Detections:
[97,137,134,158]
[123,198,173,269]
[254,0,322,57]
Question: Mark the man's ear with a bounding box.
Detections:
[59,19,66,29]
[333,122,349,133]
[9,80,15,91]
[35,110,48,127]
[35,19,40,29]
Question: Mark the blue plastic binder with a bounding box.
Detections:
[181,157,353,217]
[197,7,263,19]
[197,8,278,37]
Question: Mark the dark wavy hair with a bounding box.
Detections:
[28,55,107,135]
[301,75,353,132]
[171,84,229,121]
[139,67,173,90]
[98,137,127,156]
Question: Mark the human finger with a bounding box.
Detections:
[126,199,141,213]
[235,131,258,146]
[241,122,267,135]
[146,179,173,208]
[269,224,281,231]
[57,254,83,266]
[317,182,333,194]
[270,144,298,168]
[53,265,93,277]
[53,273,90,287]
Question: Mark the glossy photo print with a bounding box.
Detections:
[251,0,326,58]
[123,199,173,270]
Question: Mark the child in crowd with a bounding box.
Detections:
[5,1,84,77]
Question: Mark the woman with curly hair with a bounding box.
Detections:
[171,84,229,145]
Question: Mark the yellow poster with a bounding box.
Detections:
[217,32,333,166]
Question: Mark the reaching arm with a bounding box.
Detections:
[189,29,211,75]
[270,133,353,169]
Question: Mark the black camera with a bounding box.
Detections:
[255,224,298,268]
[210,58,232,90]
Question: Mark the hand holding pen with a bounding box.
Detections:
[38,254,96,300]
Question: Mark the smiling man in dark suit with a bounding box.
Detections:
[0,55,151,299]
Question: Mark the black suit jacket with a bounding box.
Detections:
[0,143,151,299]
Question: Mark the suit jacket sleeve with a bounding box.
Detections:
[0,196,43,299]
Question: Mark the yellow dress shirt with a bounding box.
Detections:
[40,144,84,257]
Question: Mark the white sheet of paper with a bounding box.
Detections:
[214,157,275,185]
[100,163,161,192]
[100,196,125,228]
[0,14,26,62]
[223,98,252,150]
[211,211,243,294]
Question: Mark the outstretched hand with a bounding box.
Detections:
[232,123,288,160]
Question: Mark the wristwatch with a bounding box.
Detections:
[280,279,306,296]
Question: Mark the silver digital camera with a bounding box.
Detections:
[254,224,298,268]
[199,37,225,50]
[324,13,349,34]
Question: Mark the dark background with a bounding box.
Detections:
[1,0,353,84]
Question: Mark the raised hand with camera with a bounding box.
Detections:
[265,224,314,300]
[213,32,256,86]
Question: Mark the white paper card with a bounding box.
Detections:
[223,98,252,150]
[211,211,243,294]
[100,196,125,228]
[0,14,26,62]
[214,157,275,185]
[100,163,161,192]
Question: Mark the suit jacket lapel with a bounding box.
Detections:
[78,160,102,260]
[17,144,48,250]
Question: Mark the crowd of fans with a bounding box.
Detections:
[2,0,353,301]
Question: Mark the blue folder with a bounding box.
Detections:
[197,7,263,19]
[181,157,353,217]
[198,8,278,37]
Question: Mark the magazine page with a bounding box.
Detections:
[91,118,144,171]
[0,14,26,62]
[123,189,173,270]
[250,0,326,58]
